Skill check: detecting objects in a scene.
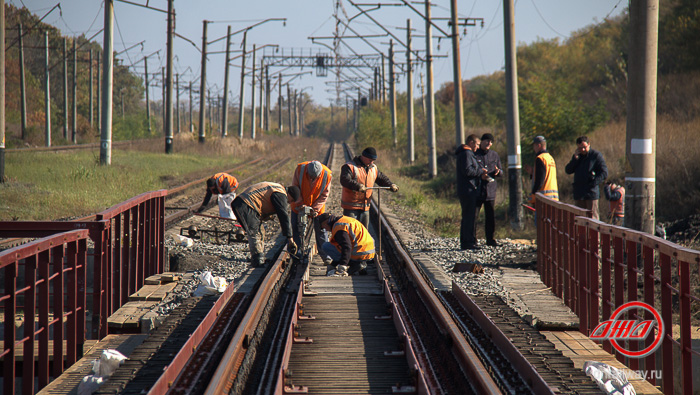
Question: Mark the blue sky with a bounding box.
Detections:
[10,0,627,107]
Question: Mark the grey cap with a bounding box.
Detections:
[532,135,546,144]
[307,160,323,179]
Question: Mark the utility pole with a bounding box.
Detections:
[145,57,151,133]
[258,58,264,131]
[198,20,208,143]
[425,0,437,178]
[381,54,386,104]
[389,40,397,147]
[406,19,415,164]
[176,73,180,134]
[189,81,193,132]
[100,0,114,165]
[0,0,5,182]
[18,23,27,140]
[162,67,165,131]
[287,83,292,135]
[237,31,247,139]
[72,39,77,143]
[63,38,68,139]
[164,0,174,154]
[221,25,231,137]
[625,0,659,234]
[96,51,101,134]
[89,49,93,128]
[450,0,465,146]
[250,44,257,139]
[44,32,51,147]
[278,74,283,133]
[504,0,523,229]
[265,66,270,131]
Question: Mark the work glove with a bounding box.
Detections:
[287,239,298,255]
[390,184,399,192]
[358,185,367,193]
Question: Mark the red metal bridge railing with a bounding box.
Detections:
[536,193,700,395]
[1,230,89,395]
[0,190,166,394]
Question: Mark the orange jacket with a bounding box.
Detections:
[239,182,286,217]
[211,173,239,194]
[330,216,376,261]
[291,161,332,214]
[529,152,559,205]
[341,161,378,211]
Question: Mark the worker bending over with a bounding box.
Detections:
[317,213,375,276]
[231,182,299,266]
[196,172,239,218]
[291,160,333,264]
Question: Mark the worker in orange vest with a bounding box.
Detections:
[340,147,398,229]
[196,172,239,218]
[604,181,625,225]
[317,213,375,276]
[231,182,299,266]
[290,160,333,264]
[529,136,559,205]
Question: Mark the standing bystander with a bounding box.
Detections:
[564,136,608,220]
[456,134,488,250]
[474,133,503,247]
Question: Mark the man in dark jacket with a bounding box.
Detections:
[474,133,503,247]
[564,136,608,220]
[339,147,398,229]
[456,134,488,250]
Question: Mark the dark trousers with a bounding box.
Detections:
[459,193,478,249]
[342,208,370,230]
[475,200,496,243]
[231,198,264,262]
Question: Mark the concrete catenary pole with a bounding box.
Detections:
[381,54,386,104]
[72,39,77,143]
[145,57,151,133]
[425,0,437,178]
[450,0,465,146]
[44,32,51,148]
[237,31,247,139]
[625,0,658,234]
[504,0,523,229]
[176,73,180,134]
[63,38,68,139]
[265,66,270,131]
[0,0,5,182]
[389,40,397,147]
[96,51,101,133]
[287,84,292,135]
[221,25,231,137]
[278,74,283,133]
[258,59,264,131]
[198,20,208,143]
[189,81,193,133]
[89,49,93,128]
[164,0,174,154]
[250,44,257,139]
[100,0,114,165]
[18,23,27,140]
[406,19,415,164]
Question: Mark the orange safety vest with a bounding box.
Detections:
[212,172,239,194]
[609,185,625,218]
[530,152,559,204]
[239,182,286,217]
[330,216,376,261]
[291,161,332,214]
[341,161,378,211]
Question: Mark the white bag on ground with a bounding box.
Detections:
[583,361,636,395]
[78,349,127,394]
[218,192,236,219]
[174,234,194,248]
[193,271,228,296]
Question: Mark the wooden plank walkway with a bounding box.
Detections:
[37,334,147,395]
[542,331,662,395]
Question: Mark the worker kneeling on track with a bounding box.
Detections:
[231,182,299,266]
[317,213,375,276]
